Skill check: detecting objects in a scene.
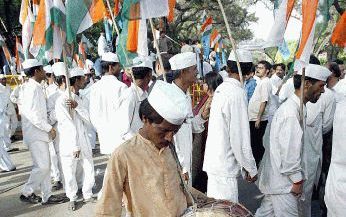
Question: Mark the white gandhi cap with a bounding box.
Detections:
[228,49,253,62]
[132,56,153,70]
[169,52,197,71]
[43,65,53,74]
[148,80,189,125]
[52,62,67,77]
[298,64,331,82]
[22,59,43,70]
[69,67,85,78]
[101,52,119,63]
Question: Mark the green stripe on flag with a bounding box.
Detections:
[66,0,91,43]
[51,7,66,30]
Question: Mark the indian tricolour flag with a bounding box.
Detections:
[201,16,213,36]
[210,29,221,48]
[31,0,66,62]
[264,0,296,48]
[117,0,170,66]
[66,0,106,44]
[294,0,318,71]
[331,12,346,48]
[19,0,34,58]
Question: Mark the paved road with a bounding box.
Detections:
[0,140,321,217]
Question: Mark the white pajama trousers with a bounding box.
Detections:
[207,174,238,203]
[22,140,51,202]
[60,157,95,201]
[48,141,61,182]
[255,193,298,217]
[0,137,15,171]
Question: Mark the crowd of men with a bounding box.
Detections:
[0,34,346,217]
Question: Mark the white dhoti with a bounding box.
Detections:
[0,137,15,171]
[87,125,96,149]
[22,140,52,202]
[255,193,298,217]
[48,141,61,182]
[61,157,95,201]
[207,174,238,203]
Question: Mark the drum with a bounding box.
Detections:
[182,200,254,217]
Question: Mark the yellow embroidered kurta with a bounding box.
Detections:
[95,133,188,217]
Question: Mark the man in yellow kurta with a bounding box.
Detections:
[95,80,192,217]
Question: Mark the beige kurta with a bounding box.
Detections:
[95,133,189,217]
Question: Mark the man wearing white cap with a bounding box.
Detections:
[96,80,193,217]
[324,93,346,217]
[0,74,16,172]
[55,67,95,211]
[170,52,208,184]
[203,49,258,202]
[20,59,64,204]
[43,65,58,98]
[46,62,67,191]
[0,74,18,152]
[256,64,331,217]
[89,52,128,155]
[117,56,152,143]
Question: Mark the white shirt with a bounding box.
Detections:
[55,91,92,159]
[303,88,335,187]
[117,84,147,142]
[21,78,52,144]
[89,75,128,154]
[325,96,346,215]
[268,74,283,121]
[10,83,26,114]
[257,94,305,194]
[45,83,58,98]
[248,77,272,121]
[172,82,206,175]
[279,77,295,103]
[203,77,257,178]
[0,84,12,137]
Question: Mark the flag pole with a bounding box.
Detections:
[105,0,120,36]
[216,0,244,86]
[149,18,166,82]
[299,67,305,125]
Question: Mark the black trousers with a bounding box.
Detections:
[249,120,268,167]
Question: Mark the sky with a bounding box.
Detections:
[249,1,302,41]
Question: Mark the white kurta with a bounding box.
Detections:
[117,84,147,142]
[55,91,95,201]
[203,78,257,201]
[21,78,53,202]
[299,88,335,217]
[89,75,128,154]
[256,94,305,217]
[279,77,295,103]
[172,82,206,178]
[324,96,346,217]
[0,84,13,150]
[0,85,15,171]
[80,82,97,149]
[47,89,64,183]
[10,83,26,114]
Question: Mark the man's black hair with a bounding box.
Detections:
[309,55,321,65]
[274,63,286,71]
[101,61,118,75]
[329,62,341,78]
[139,98,164,124]
[132,67,152,80]
[204,72,223,92]
[258,60,272,71]
[24,66,42,77]
[69,76,83,86]
[293,74,320,89]
[226,60,253,76]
